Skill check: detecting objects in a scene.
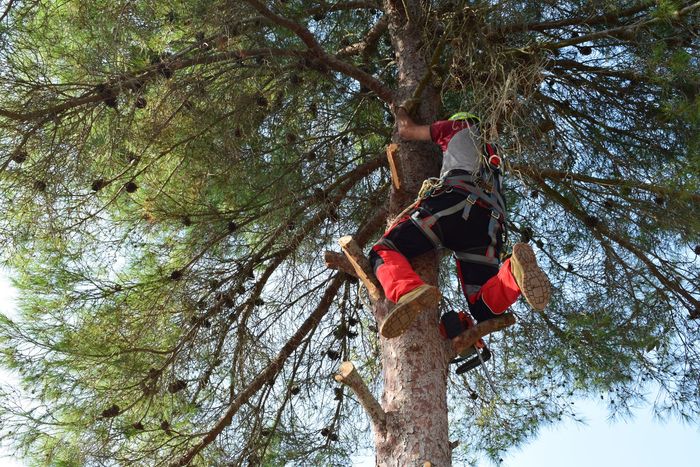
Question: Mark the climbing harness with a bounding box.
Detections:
[409,166,507,267]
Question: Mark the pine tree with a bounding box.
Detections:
[0,1,698,465]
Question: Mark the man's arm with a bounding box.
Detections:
[395,106,431,141]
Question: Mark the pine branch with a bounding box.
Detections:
[172,196,387,465]
[171,274,345,466]
[0,0,15,23]
[533,177,700,312]
[244,0,394,103]
[511,165,700,205]
[538,2,700,51]
[336,15,388,58]
[0,47,303,123]
[495,1,656,35]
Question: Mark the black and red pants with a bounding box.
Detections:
[369,190,521,323]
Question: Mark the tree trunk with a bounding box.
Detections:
[374,2,451,465]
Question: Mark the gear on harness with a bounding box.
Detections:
[418,177,444,199]
[410,169,507,267]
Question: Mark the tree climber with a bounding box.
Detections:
[369,105,552,339]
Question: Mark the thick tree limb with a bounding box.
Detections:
[338,236,383,302]
[245,0,394,103]
[452,314,516,356]
[495,1,655,35]
[336,15,388,58]
[335,361,386,429]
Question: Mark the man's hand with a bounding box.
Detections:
[393,100,431,141]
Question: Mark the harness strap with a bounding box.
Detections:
[453,251,499,266]
[461,193,479,221]
[410,209,442,247]
[442,174,506,216]
[375,237,400,252]
[484,209,501,260]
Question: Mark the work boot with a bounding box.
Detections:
[380,284,441,339]
[510,242,551,311]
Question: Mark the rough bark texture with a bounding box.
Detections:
[374,1,449,465]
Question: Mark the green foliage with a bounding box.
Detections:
[0,0,698,465]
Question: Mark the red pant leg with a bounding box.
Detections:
[469,258,520,314]
[371,246,425,303]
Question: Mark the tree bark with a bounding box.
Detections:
[373,1,450,465]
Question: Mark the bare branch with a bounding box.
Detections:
[336,15,389,58]
[324,251,358,277]
[338,236,384,302]
[0,0,15,23]
[335,361,386,429]
[385,143,402,191]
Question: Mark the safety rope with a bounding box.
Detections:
[476,345,499,396]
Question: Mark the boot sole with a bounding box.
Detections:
[511,243,551,311]
[380,285,441,339]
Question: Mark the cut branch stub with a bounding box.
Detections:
[386,143,401,191]
[338,236,383,302]
[335,361,386,429]
[323,250,358,278]
[452,313,516,356]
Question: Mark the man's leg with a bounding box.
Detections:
[467,243,551,322]
[369,217,440,338]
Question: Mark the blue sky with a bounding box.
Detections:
[1,270,698,466]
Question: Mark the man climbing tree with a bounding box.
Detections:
[0,1,698,466]
[372,105,552,340]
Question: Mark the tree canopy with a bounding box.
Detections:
[0,0,698,465]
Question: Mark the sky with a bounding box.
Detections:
[1,270,699,466]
